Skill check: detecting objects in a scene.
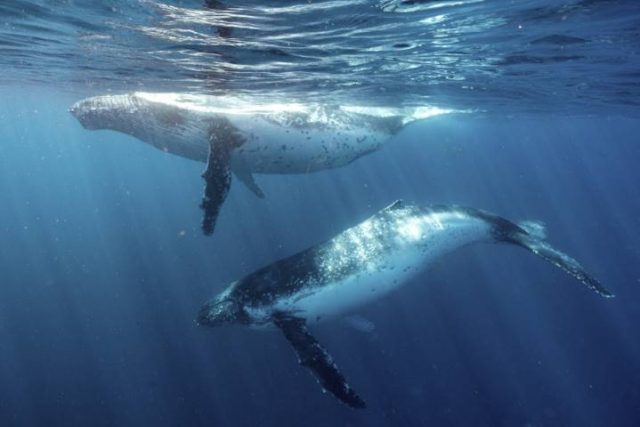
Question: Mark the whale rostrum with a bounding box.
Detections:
[196,200,612,408]
[70,92,449,235]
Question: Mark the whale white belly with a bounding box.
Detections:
[228,115,389,174]
[274,249,426,323]
[129,113,389,174]
[270,212,494,323]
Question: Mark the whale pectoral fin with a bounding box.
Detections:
[231,156,265,199]
[200,118,245,235]
[200,138,232,235]
[273,314,366,409]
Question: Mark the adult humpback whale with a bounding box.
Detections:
[70,92,447,235]
[197,200,612,408]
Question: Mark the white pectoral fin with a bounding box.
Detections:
[231,156,265,199]
[343,315,376,334]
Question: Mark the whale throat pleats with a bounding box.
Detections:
[273,313,367,409]
[200,118,246,235]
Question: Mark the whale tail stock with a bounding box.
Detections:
[200,117,246,235]
[487,214,614,298]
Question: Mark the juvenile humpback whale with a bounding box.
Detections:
[197,200,612,408]
[70,92,447,234]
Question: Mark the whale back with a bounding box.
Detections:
[222,202,496,322]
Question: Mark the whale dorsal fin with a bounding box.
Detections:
[384,199,404,211]
[273,313,366,409]
[200,118,246,235]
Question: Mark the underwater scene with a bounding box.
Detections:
[1,1,640,426]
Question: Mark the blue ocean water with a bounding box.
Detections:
[1,1,640,426]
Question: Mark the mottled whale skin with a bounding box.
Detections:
[70,92,446,234]
[71,92,437,173]
[197,200,612,408]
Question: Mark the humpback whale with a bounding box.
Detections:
[70,92,447,235]
[197,200,612,408]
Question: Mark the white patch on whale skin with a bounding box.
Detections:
[344,315,376,333]
[275,250,423,323]
[271,208,492,323]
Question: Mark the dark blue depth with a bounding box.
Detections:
[0,89,639,426]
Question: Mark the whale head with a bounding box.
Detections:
[70,94,137,131]
[70,93,200,156]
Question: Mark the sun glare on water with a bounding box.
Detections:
[135,92,458,120]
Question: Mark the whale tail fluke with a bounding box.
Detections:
[494,218,614,298]
[516,233,614,298]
